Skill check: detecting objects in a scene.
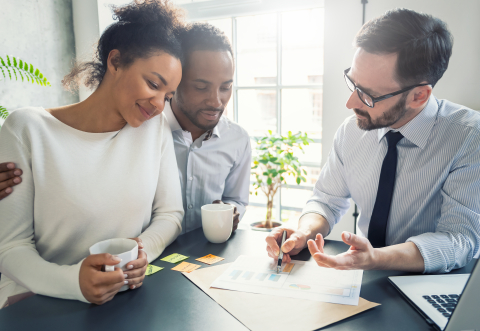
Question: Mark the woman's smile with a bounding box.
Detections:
[138,104,154,119]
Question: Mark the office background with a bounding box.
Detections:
[1,0,479,240]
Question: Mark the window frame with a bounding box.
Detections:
[202,7,324,219]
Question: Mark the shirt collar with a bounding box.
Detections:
[163,101,222,140]
[211,122,221,139]
[163,101,182,132]
[377,95,438,149]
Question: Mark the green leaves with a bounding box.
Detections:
[0,106,9,120]
[0,55,51,86]
[0,56,51,123]
[251,130,314,197]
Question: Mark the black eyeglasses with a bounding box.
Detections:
[344,67,430,108]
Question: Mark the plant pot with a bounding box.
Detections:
[250,221,283,232]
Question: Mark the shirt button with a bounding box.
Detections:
[189,176,193,181]
[188,204,193,209]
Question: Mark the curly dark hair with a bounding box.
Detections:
[63,0,185,91]
[179,22,234,69]
[354,8,453,88]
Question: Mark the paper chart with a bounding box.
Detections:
[210,255,363,305]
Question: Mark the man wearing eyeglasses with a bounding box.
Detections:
[267,8,480,274]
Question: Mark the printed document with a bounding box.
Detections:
[210,255,363,305]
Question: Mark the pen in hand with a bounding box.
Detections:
[276,230,287,274]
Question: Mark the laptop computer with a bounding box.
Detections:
[389,259,479,331]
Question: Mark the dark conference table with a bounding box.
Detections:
[0,228,475,331]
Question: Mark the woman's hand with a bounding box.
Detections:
[125,237,148,290]
[79,254,126,305]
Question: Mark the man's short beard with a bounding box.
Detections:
[176,92,223,131]
[354,93,409,131]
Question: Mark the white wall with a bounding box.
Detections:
[72,0,101,102]
[0,0,78,122]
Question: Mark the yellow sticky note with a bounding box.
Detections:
[171,262,201,273]
[145,264,163,276]
[161,253,189,263]
[282,263,294,273]
[196,254,225,265]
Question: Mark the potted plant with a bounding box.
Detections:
[0,55,51,125]
[250,130,313,230]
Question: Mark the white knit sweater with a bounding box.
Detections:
[0,107,184,307]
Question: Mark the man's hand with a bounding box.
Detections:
[265,227,308,263]
[125,237,148,290]
[307,231,377,270]
[212,200,240,232]
[79,254,126,305]
[0,162,23,200]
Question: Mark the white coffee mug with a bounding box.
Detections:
[89,238,138,292]
[201,204,234,243]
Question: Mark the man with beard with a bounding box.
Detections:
[266,8,480,274]
[165,23,251,233]
[0,23,251,234]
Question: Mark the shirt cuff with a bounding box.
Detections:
[407,232,464,274]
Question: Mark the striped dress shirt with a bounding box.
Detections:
[163,102,252,234]
[302,96,480,273]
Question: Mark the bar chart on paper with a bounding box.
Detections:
[210,255,363,305]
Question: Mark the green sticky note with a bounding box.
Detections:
[145,264,163,276]
[161,253,189,263]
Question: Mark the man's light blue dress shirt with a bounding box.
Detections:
[164,102,252,234]
[302,96,480,273]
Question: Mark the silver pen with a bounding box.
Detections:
[276,230,287,274]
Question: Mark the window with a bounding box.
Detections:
[204,7,324,225]
[95,0,325,226]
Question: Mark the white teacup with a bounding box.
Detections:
[89,238,138,292]
[201,204,234,244]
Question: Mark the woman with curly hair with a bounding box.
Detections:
[0,0,185,307]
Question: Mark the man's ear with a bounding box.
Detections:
[409,84,432,109]
[106,49,122,75]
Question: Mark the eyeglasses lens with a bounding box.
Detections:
[358,91,373,107]
[344,70,374,107]
[344,74,355,92]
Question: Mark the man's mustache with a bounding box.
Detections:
[353,108,370,118]
[198,108,224,113]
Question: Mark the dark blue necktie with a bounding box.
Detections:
[368,131,404,248]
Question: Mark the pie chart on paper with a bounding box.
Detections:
[289,284,311,290]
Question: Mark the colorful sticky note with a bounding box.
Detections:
[196,254,225,265]
[161,253,189,263]
[145,264,163,276]
[282,263,294,273]
[171,261,201,273]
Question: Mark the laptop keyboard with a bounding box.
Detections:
[422,294,459,318]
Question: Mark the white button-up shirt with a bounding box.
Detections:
[302,96,480,273]
[164,102,252,234]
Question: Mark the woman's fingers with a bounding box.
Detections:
[129,282,143,290]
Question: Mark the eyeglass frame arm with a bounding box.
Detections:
[344,67,430,108]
